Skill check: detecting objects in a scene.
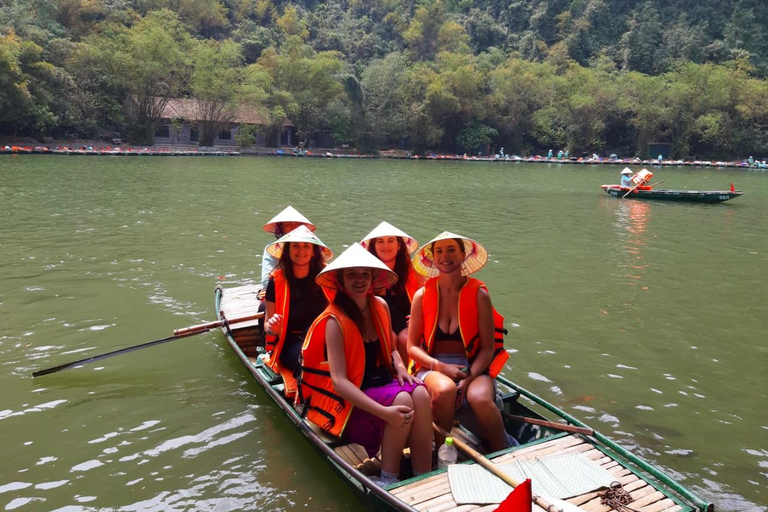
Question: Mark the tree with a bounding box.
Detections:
[108,10,192,145]
[189,39,245,147]
[620,2,666,75]
[403,1,447,61]
[0,32,61,138]
[486,58,552,152]
[260,37,345,145]
[456,122,497,154]
[235,123,259,147]
[360,52,411,148]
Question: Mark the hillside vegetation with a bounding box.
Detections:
[2,0,767,158]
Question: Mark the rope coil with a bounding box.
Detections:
[600,481,639,512]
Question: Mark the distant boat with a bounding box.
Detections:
[601,185,743,203]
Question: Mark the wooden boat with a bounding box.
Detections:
[215,284,713,512]
[600,185,743,203]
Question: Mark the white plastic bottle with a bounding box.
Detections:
[437,437,458,470]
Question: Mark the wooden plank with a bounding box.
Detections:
[412,491,455,511]
[492,435,584,464]
[642,498,679,512]
[334,445,362,467]
[391,473,445,496]
[398,478,451,505]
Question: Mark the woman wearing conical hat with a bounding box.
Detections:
[620,168,634,189]
[361,222,424,366]
[260,206,316,289]
[408,232,513,452]
[263,225,333,399]
[301,244,432,485]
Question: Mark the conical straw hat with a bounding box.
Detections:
[266,225,333,261]
[412,231,488,277]
[621,167,633,175]
[263,206,316,233]
[360,221,419,254]
[316,243,398,292]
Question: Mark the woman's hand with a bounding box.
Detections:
[384,404,414,428]
[394,363,416,385]
[438,362,468,382]
[265,314,283,336]
[455,377,472,409]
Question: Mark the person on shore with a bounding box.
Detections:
[407,232,512,453]
[264,225,333,399]
[361,222,424,366]
[547,149,553,159]
[261,206,316,289]
[620,168,634,189]
[301,244,432,485]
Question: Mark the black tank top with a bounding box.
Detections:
[435,325,463,342]
[361,340,391,390]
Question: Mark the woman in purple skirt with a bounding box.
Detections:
[301,244,433,486]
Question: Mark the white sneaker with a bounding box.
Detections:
[368,475,397,488]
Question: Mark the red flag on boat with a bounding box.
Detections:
[730,183,735,192]
[493,478,532,512]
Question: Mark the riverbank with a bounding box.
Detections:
[2,143,766,169]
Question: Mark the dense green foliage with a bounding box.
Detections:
[2,0,767,158]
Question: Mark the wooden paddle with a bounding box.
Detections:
[503,413,594,436]
[32,312,263,377]
[433,423,585,512]
[622,179,663,198]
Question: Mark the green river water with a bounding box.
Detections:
[0,155,766,512]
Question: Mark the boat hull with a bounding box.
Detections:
[601,185,743,203]
[215,284,711,512]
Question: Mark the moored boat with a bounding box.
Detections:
[215,283,713,512]
[600,185,743,203]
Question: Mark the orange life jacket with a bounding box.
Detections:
[264,269,333,396]
[403,268,422,302]
[411,277,508,378]
[300,298,393,437]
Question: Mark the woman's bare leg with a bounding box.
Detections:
[424,372,458,447]
[407,385,433,474]
[466,375,506,452]
[380,391,414,475]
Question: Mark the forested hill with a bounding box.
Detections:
[2,0,767,158]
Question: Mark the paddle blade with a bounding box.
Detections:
[493,478,531,512]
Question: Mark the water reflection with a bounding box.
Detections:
[613,200,652,307]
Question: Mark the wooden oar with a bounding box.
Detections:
[432,423,585,512]
[621,182,642,198]
[32,312,263,377]
[622,179,663,198]
[503,413,594,436]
